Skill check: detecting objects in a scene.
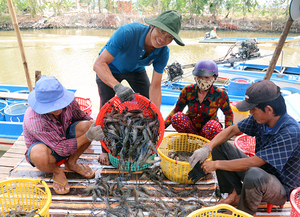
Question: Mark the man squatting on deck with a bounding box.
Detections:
[23,76,103,195]
[189,80,300,215]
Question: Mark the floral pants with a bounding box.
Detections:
[170,112,222,141]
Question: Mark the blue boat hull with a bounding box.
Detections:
[217,63,300,89]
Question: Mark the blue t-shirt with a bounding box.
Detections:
[238,114,300,197]
[99,23,170,74]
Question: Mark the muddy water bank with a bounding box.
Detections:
[1,12,300,33]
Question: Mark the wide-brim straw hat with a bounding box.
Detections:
[144,10,185,46]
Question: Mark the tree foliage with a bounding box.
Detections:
[0,0,291,20]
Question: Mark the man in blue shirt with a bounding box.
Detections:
[94,10,185,165]
[189,80,300,215]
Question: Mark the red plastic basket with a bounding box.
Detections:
[95,94,165,154]
[290,187,300,217]
[75,97,92,116]
[234,134,255,157]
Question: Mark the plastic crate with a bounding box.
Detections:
[0,178,52,216]
[234,134,255,157]
[187,204,253,217]
[75,97,92,116]
[96,94,165,171]
[290,187,300,217]
[157,133,211,184]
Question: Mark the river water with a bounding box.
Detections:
[1,29,300,112]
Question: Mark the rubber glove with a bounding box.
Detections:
[86,123,105,141]
[189,144,211,167]
[188,161,208,184]
[113,83,135,103]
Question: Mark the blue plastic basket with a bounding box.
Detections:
[4,103,29,122]
[228,77,252,97]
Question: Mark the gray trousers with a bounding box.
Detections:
[212,142,287,215]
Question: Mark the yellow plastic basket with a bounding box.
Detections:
[157,133,212,184]
[0,178,52,217]
[187,204,253,217]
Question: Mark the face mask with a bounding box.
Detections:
[195,77,215,91]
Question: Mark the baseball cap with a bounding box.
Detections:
[236,80,281,112]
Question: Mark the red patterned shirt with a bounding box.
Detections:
[165,84,233,130]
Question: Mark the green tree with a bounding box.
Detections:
[44,0,65,15]
[0,0,8,13]
[133,0,157,13]
[160,0,172,11]
[224,0,240,18]
[188,0,209,15]
[208,0,223,19]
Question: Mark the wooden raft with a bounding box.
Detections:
[1,135,292,217]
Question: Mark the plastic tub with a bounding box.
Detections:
[4,102,29,122]
[228,77,252,97]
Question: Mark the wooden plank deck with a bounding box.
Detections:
[0,133,292,217]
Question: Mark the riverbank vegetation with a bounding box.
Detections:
[0,0,299,33]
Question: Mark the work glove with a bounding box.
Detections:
[113,83,135,103]
[86,123,105,141]
[188,161,208,184]
[189,144,211,167]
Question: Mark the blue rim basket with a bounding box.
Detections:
[4,102,29,122]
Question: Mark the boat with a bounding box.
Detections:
[198,35,300,44]
[218,62,300,89]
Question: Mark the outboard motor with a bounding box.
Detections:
[166,62,184,82]
[238,38,260,59]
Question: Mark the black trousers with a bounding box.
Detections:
[96,69,150,108]
[96,69,150,153]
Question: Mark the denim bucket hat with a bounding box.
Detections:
[144,10,185,46]
[28,75,74,114]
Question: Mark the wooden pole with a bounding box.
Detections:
[264,17,294,80]
[6,0,33,92]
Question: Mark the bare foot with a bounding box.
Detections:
[52,169,70,194]
[217,189,240,207]
[98,153,110,165]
